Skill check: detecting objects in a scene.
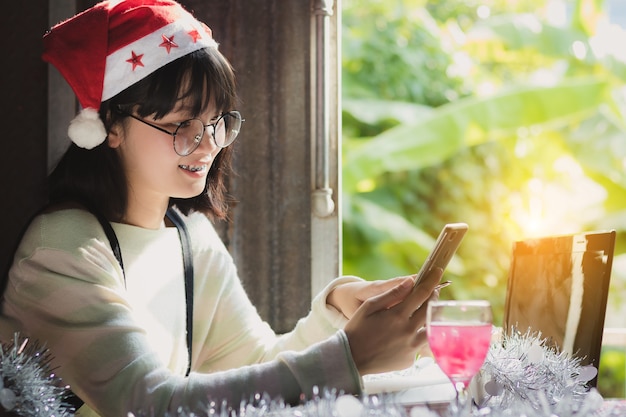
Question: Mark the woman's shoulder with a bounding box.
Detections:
[20,205,107,251]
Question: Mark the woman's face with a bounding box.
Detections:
[111,103,222,210]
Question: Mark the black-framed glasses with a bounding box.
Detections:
[120,110,244,156]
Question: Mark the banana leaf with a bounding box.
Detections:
[343,77,610,191]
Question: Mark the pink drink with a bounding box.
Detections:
[428,322,492,387]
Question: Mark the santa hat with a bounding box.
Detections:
[43,0,218,149]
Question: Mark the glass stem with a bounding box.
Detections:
[454,382,471,413]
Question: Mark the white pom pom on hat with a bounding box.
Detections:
[68,108,108,149]
[42,0,218,149]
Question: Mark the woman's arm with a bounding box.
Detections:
[1,211,362,416]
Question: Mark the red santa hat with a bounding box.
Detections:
[43,0,218,149]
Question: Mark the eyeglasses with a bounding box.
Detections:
[120,110,244,156]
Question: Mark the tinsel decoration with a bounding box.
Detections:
[159,330,624,417]
[477,330,596,411]
[130,387,411,417]
[0,334,73,417]
[4,330,626,417]
[456,329,626,417]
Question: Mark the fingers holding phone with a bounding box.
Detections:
[405,266,443,317]
[343,267,443,375]
[342,223,468,376]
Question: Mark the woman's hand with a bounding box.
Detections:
[343,267,443,376]
[327,276,417,320]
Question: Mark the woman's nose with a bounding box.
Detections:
[196,127,218,153]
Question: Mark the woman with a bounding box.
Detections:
[0,1,442,416]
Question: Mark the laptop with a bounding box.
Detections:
[503,230,616,385]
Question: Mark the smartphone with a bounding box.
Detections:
[413,222,468,288]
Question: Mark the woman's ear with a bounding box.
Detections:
[107,123,123,148]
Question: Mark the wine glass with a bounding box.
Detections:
[426,300,493,411]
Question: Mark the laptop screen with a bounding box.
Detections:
[503,230,616,373]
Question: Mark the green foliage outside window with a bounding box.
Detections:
[342,0,626,398]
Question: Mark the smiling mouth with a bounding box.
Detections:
[179,164,207,172]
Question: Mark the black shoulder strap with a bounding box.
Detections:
[95,208,194,377]
[65,206,126,412]
[9,203,195,411]
[165,207,194,378]
[92,210,125,279]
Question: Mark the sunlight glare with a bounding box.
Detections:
[511,157,607,238]
[571,40,588,60]
[526,178,544,236]
[589,22,626,62]
[447,51,472,78]
[476,5,490,20]
[545,0,567,26]
[356,178,376,193]
[553,155,583,176]
[476,81,497,96]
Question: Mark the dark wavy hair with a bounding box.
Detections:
[48,47,238,222]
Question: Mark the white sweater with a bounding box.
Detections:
[0,208,363,417]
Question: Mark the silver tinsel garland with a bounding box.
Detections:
[148,331,626,417]
[0,334,73,417]
[478,330,595,409]
[3,331,626,417]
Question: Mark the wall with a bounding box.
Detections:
[1,3,49,278]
